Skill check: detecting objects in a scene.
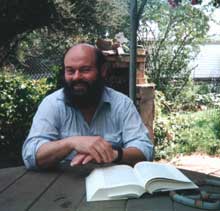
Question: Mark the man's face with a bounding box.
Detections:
[63,46,104,108]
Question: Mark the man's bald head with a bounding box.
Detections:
[65,43,96,55]
[63,43,106,71]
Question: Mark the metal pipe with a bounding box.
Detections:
[129,0,137,104]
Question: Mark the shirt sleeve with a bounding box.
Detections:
[22,97,60,169]
[121,100,154,161]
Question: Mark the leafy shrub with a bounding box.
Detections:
[0,73,55,164]
[154,80,220,160]
[154,90,175,159]
[195,83,212,94]
[154,109,220,160]
[154,91,170,156]
[195,93,220,107]
[154,90,172,115]
[169,80,220,111]
[172,80,197,111]
[45,65,62,89]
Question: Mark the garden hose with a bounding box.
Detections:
[169,179,220,210]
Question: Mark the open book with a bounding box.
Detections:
[86,161,198,201]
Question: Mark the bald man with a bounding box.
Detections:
[22,44,154,169]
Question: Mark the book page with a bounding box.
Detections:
[146,179,198,194]
[103,165,141,188]
[103,165,144,198]
[134,161,193,188]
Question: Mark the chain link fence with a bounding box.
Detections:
[20,53,62,80]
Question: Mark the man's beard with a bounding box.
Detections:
[63,75,104,109]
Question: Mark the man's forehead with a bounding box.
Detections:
[65,44,96,58]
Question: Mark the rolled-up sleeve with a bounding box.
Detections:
[122,101,154,161]
[22,97,60,169]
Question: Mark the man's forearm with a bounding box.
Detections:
[36,139,73,169]
[36,135,117,168]
[121,147,146,166]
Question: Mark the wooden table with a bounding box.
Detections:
[1,164,220,211]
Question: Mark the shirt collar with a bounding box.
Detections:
[101,87,111,105]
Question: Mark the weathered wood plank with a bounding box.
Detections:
[126,195,173,211]
[29,165,94,211]
[181,169,207,183]
[173,201,204,211]
[29,164,127,211]
[0,170,60,211]
[75,164,127,211]
[77,198,127,211]
[0,166,26,193]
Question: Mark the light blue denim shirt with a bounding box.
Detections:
[22,87,154,169]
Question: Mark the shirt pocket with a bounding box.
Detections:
[103,131,122,147]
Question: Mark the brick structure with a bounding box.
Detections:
[104,52,155,141]
[136,84,155,141]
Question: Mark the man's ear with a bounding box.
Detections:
[100,64,107,78]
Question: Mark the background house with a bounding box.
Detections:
[191,44,220,81]
[191,6,220,83]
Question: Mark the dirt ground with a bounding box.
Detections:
[158,153,220,177]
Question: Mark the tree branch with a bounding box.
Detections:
[137,0,148,29]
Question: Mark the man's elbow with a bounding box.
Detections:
[141,141,154,162]
[23,157,38,170]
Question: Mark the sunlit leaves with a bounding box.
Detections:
[139,1,209,99]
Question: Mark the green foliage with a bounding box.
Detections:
[140,1,209,100]
[172,80,198,111]
[154,97,220,160]
[170,80,220,111]
[9,0,130,69]
[196,82,212,94]
[154,80,220,160]
[54,0,129,38]
[154,91,174,159]
[0,73,55,163]
[2,0,130,68]
[46,65,62,89]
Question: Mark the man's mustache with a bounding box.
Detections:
[68,80,90,87]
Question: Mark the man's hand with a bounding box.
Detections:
[69,136,116,164]
[70,153,93,166]
[71,149,118,166]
